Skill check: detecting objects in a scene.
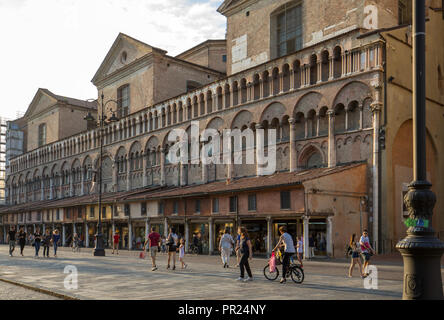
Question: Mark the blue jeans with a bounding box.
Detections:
[53,243,58,256]
[34,241,41,256]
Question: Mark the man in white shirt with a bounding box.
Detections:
[272,226,296,284]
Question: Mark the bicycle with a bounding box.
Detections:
[188,244,199,255]
[263,252,304,284]
[71,240,80,253]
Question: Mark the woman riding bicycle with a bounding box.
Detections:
[272,226,296,284]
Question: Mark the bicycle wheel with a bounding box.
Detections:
[290,266,304,284]
[263,265,279,281]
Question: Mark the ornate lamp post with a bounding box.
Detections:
[396,0,444,300]
[84,93,119,256]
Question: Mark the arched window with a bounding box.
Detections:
[271,1,303,59]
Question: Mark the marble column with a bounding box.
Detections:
[267,216,273,256]
[164,217,168,237]
[327,216,333,257]
[85,224,89,248]
[126,158,131,191]
[208,218,214,255]
[49,178,54,200]
[185,219,190,253]
[255,124,264,176]
[327,111,336,168]
[289,118,297,172]
[128,221,133,250]
[62,224,66,246]
[303,216,310,260]
[142,152,148,187]
[160,148,166,187]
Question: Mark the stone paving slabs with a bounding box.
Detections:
[1,245,443,300]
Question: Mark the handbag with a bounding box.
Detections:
[139,251,146,259]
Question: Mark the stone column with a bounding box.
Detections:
[164,217,168,237]
[49,178,54,200]
[289,118,297,172]
[255,124,264,176]
[180,162,187,187]
[80,169,85,196]
[289,70,294,90]
[327,111,336,167]
[371,95,382,254]
[327,216,333,257]
[41,179,44,201]
[142,152,148,187]
[85,223,89,248]
[62,224,66,246]
[267,216,273,256]
[303,216,310,260]
[113,160,118,192]
[328,57,334,80]
[126,158,131,191]
[160,148,166,187]
[128,221,132,250]
[208,218,214,255]
[69,172,74,197]
[145,219,150,244]
[201,143,208,184]
[185,219,189,253]
[317,61,322,83]
[345,107,349,131]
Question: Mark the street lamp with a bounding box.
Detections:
[396,0,444,300]
[84,93,120,257]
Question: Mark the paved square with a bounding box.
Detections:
[1,245,443,300]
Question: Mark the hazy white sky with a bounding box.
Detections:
[0,0,226,120]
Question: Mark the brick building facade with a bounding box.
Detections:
[1,0,443,258]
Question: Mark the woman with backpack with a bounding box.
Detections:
[166,227,179,270]
[348,234,364,278]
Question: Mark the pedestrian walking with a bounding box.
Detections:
[166,227,179,270]
[309,234,315,258]
[272,226,296,284]
[179,238,187,269]
[42,229,51,258]
[296,236,304,267]
[7,226,17,257]
[161,236,167,253]
[33,227,42,258]
[52,229,60,257]
[359,229,375,276]
[234,227,242,267]
[219,228,234,268]
[143,227,161,271]
[236,227,253,282]
[112,231,120,254]
[18,227,27,256]
[348,234,364,278]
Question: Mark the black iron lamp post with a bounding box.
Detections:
[396,0,444,300]
[84,93,119,257]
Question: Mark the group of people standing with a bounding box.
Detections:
[6,225,61,258]
[138,226,187,271]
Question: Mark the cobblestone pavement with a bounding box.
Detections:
[0,280,60,300]
[0,245,443,300]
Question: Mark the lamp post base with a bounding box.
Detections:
[93,232,106,257]
[397,234,444,300]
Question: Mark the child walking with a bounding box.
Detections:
[179,238,187,269]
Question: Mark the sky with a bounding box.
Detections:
[0,0,226,120]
